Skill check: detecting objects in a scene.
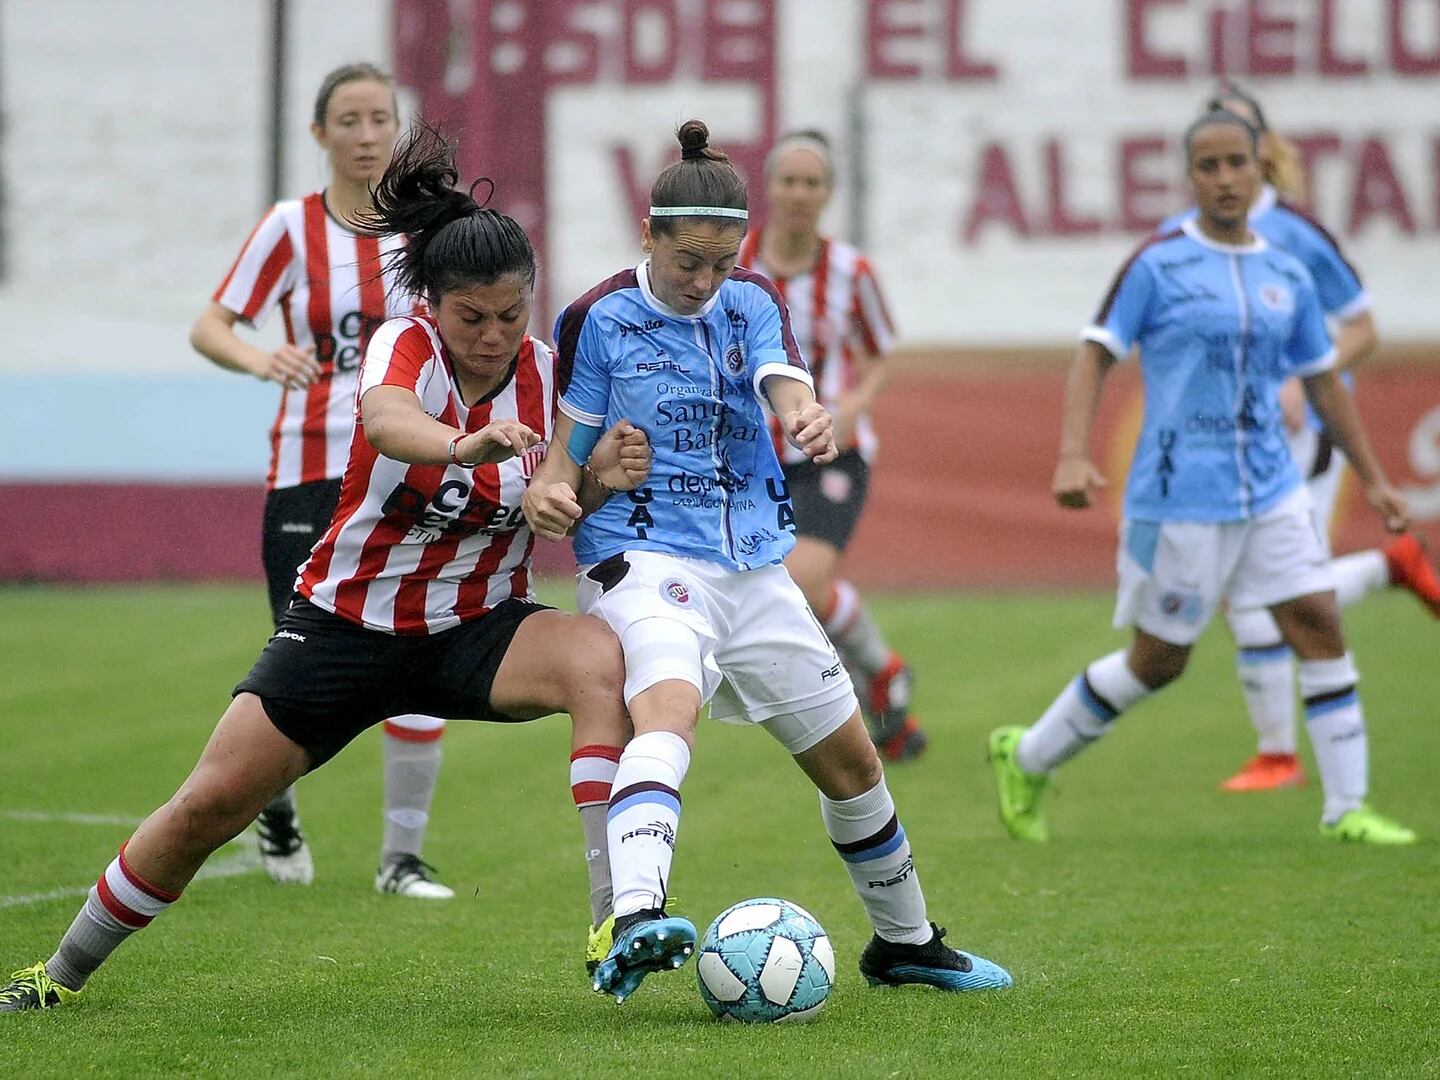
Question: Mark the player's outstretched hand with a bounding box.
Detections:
[591,420,652,491]
[785,404,838,465]
[1365,482,1409,534]
[1053,456,1107,509]
[456,419,541,466]
[522,481,583,541]
[256,344,320,389]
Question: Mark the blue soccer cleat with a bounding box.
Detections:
[859,924,1012,992]
[591,910,697,1004]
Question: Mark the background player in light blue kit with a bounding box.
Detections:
[988,109,1417,846]
[1159,83,1440,794]
[524,120,1011,1003]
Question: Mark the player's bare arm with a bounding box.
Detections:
[1053,340,1114,509]
[1302,367,1408,533]
[360,384,539,467]
[190,302,320,389]
[765,375,838,464]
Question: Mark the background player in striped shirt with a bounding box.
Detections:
[0,126,651,1012]
[737,131,927,763]
[190,64,455,897]
[1160,84,1440,793]
[988,110,1416,847]
[527,120,1011,1004]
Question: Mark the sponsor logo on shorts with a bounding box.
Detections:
[819,467,852,504]
[661,578,691,606]
[723,342,745,376]
[821,661,843,682]
[279,522,315,534]
[1158,591,1204,624]
[274,630,306,644]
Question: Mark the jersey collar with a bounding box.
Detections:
[1249,184,1278,219]
[636,260,722,320]
[1181,217,1268,254]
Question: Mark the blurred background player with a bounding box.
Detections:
[737,131,926,762]
[526,120,1011,1004]
[0,126,651,1011]
[1159,83,1440,793]
[190,63,454,897]
[988,110,1418,846]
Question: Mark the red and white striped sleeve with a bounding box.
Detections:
[359,317,437,399]
[851,256,897,358]
[212,204,298,329]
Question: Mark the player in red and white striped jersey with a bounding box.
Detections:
[189,64,446,897]
[739,131,927,762]
[0,129,650,1012]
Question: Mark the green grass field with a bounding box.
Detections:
[2,583,1437,1077]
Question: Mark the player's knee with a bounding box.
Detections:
[560,614,627,702]
[1131,648,1188,690]
[165,779,255,853]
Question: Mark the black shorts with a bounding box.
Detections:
[262,479,343,625]
[783,449,871,551]
[234,597,548,768]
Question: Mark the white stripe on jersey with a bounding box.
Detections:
[738,233,896,463]
[297,318,553,635]
[212,191,417,490]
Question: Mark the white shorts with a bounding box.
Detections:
[1114,487,1335,645]
[1288,425,1348,555]
[576,550,859,754]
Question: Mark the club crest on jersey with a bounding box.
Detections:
[723,342,745,377]
[520,442,547,480]
[1258,283,1294,314]
[660,578,691,606]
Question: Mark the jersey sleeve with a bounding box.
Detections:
[1082,254,1157,361]
[1286,275,1336,378]
[554,305,612,428]
[212,205,298,330]
[851,257,897,357]
[1285,214,1370,321]
[733,270,813,399]
[359,318,436,398]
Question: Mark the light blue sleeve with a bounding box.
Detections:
[1286,275,1336,378]
[1081,255,1156,361]
[734,271,812,398]
[1284,214,1368,320]
[554,306,612,461]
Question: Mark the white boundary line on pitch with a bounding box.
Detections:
[0,809,261,910]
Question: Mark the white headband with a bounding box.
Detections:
[648,205,749,220]
[764,135,834,178]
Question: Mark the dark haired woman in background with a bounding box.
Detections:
[190,63,457,897]
[527,120,1011,1004]
[737,130,927,763]
[0,123,649,1012]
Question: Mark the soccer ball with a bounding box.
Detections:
[695,897,835,1023]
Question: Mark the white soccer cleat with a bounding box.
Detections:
[375,853,455,899]
[255,804,315,885]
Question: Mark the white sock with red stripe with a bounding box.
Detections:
[824,580,892,677]
[46,842,179,991]
[381,715,445,861]
[570,744,622,925]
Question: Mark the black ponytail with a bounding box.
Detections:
[352,121,536,301]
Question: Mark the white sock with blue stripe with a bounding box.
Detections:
[1299,655,1367,824]
[607,730,690,920]
[821,778,929,945]
[1227,607,1297,756]
[1017,650,1151,774]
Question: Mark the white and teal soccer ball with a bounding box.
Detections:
[696,897,835,1023]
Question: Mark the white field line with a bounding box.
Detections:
[0,809,261,909]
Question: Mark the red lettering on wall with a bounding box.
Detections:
[702,0,772,82]
[1127,0,1187,78]
[962,143,1030,242]
[1045,140,1103,236]
[1291,133,1344,209]
[868,0,925,78]
[943,0,999,80]
[1318,0,1369,76]
[1120,137,1172,232]
[1348,138,1417,234]
[622,0,679,83]
[1246,0,1298,75]
[613,145,652,227]
[1390,0,1440,74]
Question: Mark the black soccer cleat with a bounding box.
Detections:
[859,924,1012,991]
[0,963,77,1012]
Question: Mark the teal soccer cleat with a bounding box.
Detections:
[591,910,696,1004]
[859,924,1012,992]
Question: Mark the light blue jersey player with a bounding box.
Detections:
[1157,83,1440,793]
[524,119,1011,1005]
[987,109,1416,846]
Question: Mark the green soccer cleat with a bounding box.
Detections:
[1320,805,1417,845]
[988,726,1050,842]
[0,963,78,1013]
[586,913,615,976]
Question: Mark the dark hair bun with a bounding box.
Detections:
[677,119,711,161]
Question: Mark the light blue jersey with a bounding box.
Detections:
[1159,185,1367,431]
[556,261,814,570]
[1085,218,1335,522]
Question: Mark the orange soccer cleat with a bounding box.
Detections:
[1219,753,1307,792]
[1384,534,1440,618]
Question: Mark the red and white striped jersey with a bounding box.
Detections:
[213,192,417,490]
[737,232,896,463]
[297,317,555,635]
